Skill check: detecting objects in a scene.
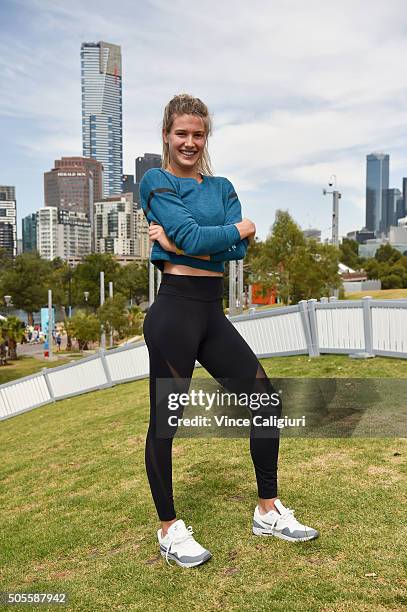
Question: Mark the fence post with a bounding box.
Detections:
[307,299,320,357]
[42,368,55,402]
[298,301,315,357]
[99,349,113,387]
[362,296,374,355]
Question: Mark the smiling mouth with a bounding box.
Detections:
[179,150,197,157]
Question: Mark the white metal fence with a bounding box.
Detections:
[1,297,406,422]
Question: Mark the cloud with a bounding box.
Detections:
[2,0,407,238]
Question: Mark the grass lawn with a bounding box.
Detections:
[345,289,407,300]
[0,355,83,386]
[0,354,406,611]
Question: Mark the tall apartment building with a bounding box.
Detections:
[134,153,161,204]
[44,157,103,214]
[37,207,91,261]
[22,213,38,252]
[365,153,389,235]
[0,201,17,258]
[0,186,17,258]
[81,41,123,196]
[94,192,149,257]
[94,193,135,255]
[121,174,137,201]
[37,207,58,260]
[0,185,16,201]
[44,156,102,248]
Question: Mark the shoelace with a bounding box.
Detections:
[261,507,297,531]
[277,507,304,529]
[164,525,194,566]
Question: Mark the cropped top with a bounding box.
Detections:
[139,168,249,272]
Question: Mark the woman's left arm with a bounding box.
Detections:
[209,180,251,262]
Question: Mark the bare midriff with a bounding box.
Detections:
[163,261,223,277]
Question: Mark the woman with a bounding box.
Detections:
[140,94,318,568]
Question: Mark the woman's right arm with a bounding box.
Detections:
[140,169,245,256]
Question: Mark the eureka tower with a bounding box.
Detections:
[81,41,123,197]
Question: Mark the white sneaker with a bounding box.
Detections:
[158,519,212,568]
[253,499,319,542]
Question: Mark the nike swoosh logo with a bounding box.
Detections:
[258,518,277,527]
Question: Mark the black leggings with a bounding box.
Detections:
[143,273,281,521]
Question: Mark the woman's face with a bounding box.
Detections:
[163,114,207,174]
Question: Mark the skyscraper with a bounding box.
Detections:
[134,153,161,203]
[81,41,123,197]
[0,186,16,258]
[121,174,137,201]
[22,213,38,252]
[0,186,16,201]
[94,193,137,255]
[37,208,58,260]
[384,188,403,233]
[37,207,91,261]
[365,153,389,235]
[0,201,16,258]
[135,153,162,183]
[401,178,407,221]
[44,156,103,249]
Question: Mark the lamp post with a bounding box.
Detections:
[323,175,342,297]
[109,281,113,348]
[45,289,53,360]
[100,271,106,349]
[322,174,341,248]
[3,295,11,317]
[84,291,89,313]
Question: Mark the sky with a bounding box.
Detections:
[2,0,407,241]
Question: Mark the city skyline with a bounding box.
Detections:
[2,0,407,241]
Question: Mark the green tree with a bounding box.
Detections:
[250,210,341,304]
[116,261,149,305]
[381,273,403,289]
[65,310,100,351]
[127,305,144,337]
[0,315,24,360]
[98,295,143,344]
[364,248,407,288]
[98,294,129,342]
[0,253,52,324]
[339,238,361,269]
[0,247,14,273]
[250,211,306,304]
[289,240,341,303]
[375,244,402,264]
[72,253,120,311]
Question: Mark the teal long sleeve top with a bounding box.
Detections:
[139,168,249,272]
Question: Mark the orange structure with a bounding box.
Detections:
[250,283,277,305]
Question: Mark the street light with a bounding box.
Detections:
[323,175,342,298]
[3,295,12,317]
[322,174,341,248]
[84,291,89,314]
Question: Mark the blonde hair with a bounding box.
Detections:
[162,93,213,175]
